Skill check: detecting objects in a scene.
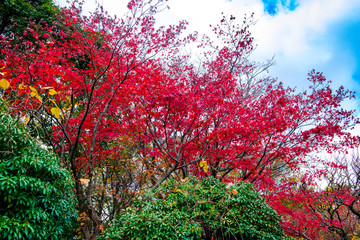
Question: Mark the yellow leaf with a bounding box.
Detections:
[51,107,61,119]
[18,82,26,90]
[80,178,90,185]
[30,87,37,97]
[0,67,6,76]
[35,94,42,102]
[24,117,30,124]
[199,160,208,173]
[48,88,57,95]
[0,79,10,90]
[231,189,238,195]
[29,86,37,92]
[29,86,42,102]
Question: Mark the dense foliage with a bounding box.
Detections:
[0,0,359,239]
[0,0,57,35]
[102,177,286,240]
[0,107,77,239]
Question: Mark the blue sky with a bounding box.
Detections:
[57,0,360,121]
[258,0,360,95]
[262,0,299,15]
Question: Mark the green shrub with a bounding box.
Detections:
[0,111,77,239]
[102,176,286,240]
[0,0,58,35]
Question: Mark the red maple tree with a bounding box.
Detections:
[1,0,359,239]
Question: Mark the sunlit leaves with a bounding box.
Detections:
[48,88,57,95]
[50,107,61,119]
[199,160,209,173]
[24,116,30,124]
[18,82,26,90]
[29,86,42,103]
[80,178,90,185]
[0,1,358,239]
[0,79,10,90]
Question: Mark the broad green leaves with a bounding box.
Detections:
[0,0,57,35]
[102,177,286,240]
[0,110,77,239]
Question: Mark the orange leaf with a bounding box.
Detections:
[0,79,10,90]
[18,82,26,90]
[231,189,238,195]
[80,178,90,185]
[48,88,58,95]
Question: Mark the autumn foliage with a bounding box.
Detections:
[0,0,359,239]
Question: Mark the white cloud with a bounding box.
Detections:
[252,0,360,56]
[249,0,360,94]
[56,0,360,99]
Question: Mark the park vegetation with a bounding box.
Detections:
[0,0,359,239]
